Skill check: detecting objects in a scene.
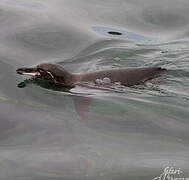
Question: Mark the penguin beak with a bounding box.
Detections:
[16,67,41,77]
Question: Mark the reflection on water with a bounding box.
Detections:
[92,26,159,41]
[0,0,189,179]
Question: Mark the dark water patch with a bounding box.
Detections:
[17,78,70,92]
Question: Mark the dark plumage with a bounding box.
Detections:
[16,63,167,88]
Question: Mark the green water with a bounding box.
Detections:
[0,0,189,179]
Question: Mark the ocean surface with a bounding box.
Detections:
[0,0,189,179]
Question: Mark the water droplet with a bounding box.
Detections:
[103,77,111,84]
[113,57,121,61]
[95,79,103,85]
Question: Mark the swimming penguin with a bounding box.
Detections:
[16,63,167,88]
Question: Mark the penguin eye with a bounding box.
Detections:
[37,68,47,76]
[36,68,56,82]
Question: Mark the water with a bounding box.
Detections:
[0,0,189,179]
